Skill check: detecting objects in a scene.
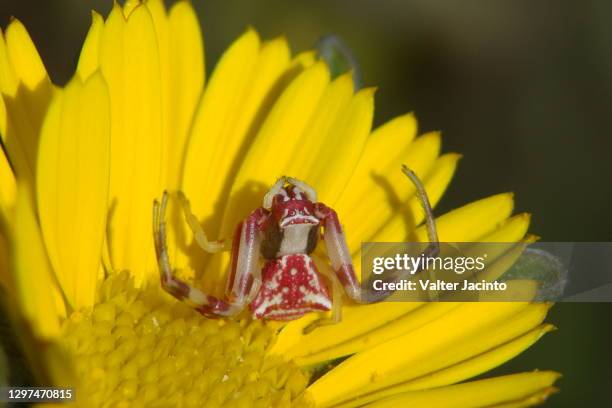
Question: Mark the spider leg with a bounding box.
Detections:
[153,192,242,317]
[177,191,226,253]
[315,202,363,303]
[401,164,439,245]
[400,165,440,298]
[317,166,441,304]
[263,176,287,209]
[225,208,267,305]
[286,177,317,202]
[362,166,441,301]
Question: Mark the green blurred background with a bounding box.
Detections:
[1,0,611,406]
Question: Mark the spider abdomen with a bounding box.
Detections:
[250,254,331,320]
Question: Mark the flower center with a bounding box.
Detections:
[60,272,313,407]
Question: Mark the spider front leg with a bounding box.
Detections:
[359,165,441,300]
[317,165,440,305]
[153,191,242,317]
[315,202,363,303]
[225,208,268,305]
[177,191,226,253]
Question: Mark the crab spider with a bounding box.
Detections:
[153,166,439,332]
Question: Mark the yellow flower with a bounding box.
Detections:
[0,0,559,407]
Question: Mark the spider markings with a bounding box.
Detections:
[250,253,332,320]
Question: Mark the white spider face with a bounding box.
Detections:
[259,180,321,260]
[271,185,319,228]
[262,177,319,229]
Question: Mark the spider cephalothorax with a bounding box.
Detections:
[260,180,320,260]
[153,167,438,331]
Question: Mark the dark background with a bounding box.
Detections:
[2,1,611,406]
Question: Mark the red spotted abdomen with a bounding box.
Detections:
[249,254,331,320]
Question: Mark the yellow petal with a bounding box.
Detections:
[1,19,53,188]
[293,303,460,366]
[364,152,460,248]
[0,29,18,95]
[344,133,444,252]
[272,302,423,359]
[350,152,460,279]
[37,73,110,310]
[1,94,40,189]
[0,220,11,292]
[308,302,550,406]
[0,89,5,136]
[14,184,61,339]
[479,213,531,242]
[414,192,515,242]
[358,113,418,165]
[76,11,104,81]
[334,113,418,233]
[476,236,538,283]
[293,280,538,368]
[340,324,555,407]
[478,279,538,302]
[307,86,375,204]
[124,0,205,280]
[395,323,555,391]
[406,153,461,237]
[0,30,12,139]
[165,0,205,189]
[146,0,169,65]
[361,371,560,408]
[283,72,354,183]
[5,19,48,90]
[144,0,171,191]
[181,32,296,287]
[182,29,286,236]
[123,0,141,18]
[145,0,204,191]
[100,4,163,284]
[292,50,317,67]
[487,387,559,408]
[0,147,15,217]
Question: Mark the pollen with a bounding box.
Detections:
[60,272,313,408]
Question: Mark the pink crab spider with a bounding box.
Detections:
[153,165,439,333]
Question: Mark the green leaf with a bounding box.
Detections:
[316,35,361,89]
[502,248,568,301]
